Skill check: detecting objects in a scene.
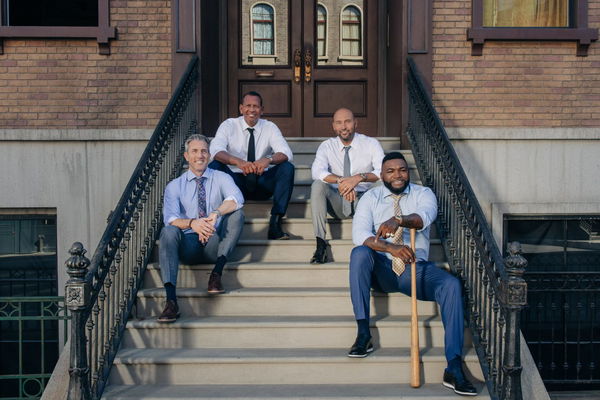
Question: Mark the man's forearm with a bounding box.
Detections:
[216,199,238,216]
[214,150,244,167]
[270,152,288,165]
[396,213,424,230]
[363,236,398,254]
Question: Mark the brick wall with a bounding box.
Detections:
[0,0,171,129]
[432,0,600,127]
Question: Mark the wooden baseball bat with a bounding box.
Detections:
[410,228,421,388]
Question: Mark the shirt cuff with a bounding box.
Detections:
[166,216,178,225]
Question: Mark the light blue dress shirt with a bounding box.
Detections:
[352,183,438,262]
[163,168,244,233]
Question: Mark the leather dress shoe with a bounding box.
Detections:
[310,237,328,264]
[347,335,374,358]
[268,214,290,240]
[157,300,180,323]
[443,369,477,396]
[207,272,225,294]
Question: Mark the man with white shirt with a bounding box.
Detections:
[209,91,294,240]
[309,108,384,263]
[158,134,244,323]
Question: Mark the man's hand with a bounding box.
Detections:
[388,244,416,264]
[191,217,216,243]
[236,160,256,175]
[337,175,362,196]
[375,216,401,241]
[253,158,270,175]
[342,190,357,202]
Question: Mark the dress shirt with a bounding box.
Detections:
[163,168,244,233]
[210,116,294,173]
[311,133,384,192]
[352,183,438,262]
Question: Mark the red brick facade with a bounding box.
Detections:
[0,1,171,129]
[432,0,600,127]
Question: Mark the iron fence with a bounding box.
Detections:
[406,57,527,400]
[64,56,199,400]
[0,297,69,400]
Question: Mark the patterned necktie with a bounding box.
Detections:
[196,176,207,218]
[247,128,256,162]
[342,146,352,217]
[391,193,406,276]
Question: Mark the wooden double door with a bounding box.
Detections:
[227,0,379,137]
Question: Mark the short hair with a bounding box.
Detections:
[240,91,263,107]
[382,151,407,165]
[185,134,210,152]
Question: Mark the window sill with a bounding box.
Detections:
[467,27,598,56]
[0,25,117,55]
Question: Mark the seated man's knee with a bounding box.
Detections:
[444,274,462,296]
[227,209,245,225]
[311,179,328,195]
[350,245,373,265]
[277,161,295,177]
[160,225,181,242]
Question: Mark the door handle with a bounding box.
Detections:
[304,48,312,83]
[293,49,301,83]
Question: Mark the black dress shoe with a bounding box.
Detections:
[268,214,290,240]
[207,272,225,294]
[443,369,477,396]
[157,300,180,323]
[310,237,328,264]
[347,335,374,358]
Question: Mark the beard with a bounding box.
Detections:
[383,178,409,195]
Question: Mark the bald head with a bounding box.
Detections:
[332,108,357,145]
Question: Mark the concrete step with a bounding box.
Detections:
[102,383,490,399]
[108,347,483,385]
[226,239,445,263]
[293,164,419,182]
[286,137,404,153]
[142,261,450,290]
[135,287,443,318]
[240,217,439,241]
[122,315,472,349]
[291,147,412,166]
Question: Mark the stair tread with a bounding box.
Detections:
[113,346,479,364]
[125,315,444,329]
[145,261,450,270]
[103,383,489,399]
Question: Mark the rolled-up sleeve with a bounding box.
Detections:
[352,192,376,246]
[370,139,385,177]
[414,187,438,231]
[311,142,331,181]
[210,119,232,157]
[163,181,182,225]
[220,173,244,211]
[268,124,293,162]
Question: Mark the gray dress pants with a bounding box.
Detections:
[310,180,362,240]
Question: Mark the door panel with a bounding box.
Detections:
[228,0,378,137]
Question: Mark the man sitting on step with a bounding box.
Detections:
[209,91,295,240]
[347,152,477,396]
[309,107,384,263]
[157,134,245,323]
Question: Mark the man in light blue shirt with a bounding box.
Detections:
[158,134,244,323]
[348,152,477,396]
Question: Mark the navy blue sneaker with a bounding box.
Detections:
[347,335,374,358]
[443,368,477,396]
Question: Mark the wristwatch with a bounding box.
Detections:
[394,214,403,225]
[359,173,368,182]
[211,209,222,217]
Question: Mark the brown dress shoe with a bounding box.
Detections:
[207,272,225,294]
[157,299,180,323]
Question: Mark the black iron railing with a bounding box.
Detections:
[406,57,528,400]
[64,56,199,400]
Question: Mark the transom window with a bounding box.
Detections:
[251,3,275,56]
[340,5,362,57]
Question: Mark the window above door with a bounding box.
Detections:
[467,0,598,56]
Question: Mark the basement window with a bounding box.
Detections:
[0,0,116,55]
[467,0,598,56]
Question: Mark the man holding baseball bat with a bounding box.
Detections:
[348,152,477,396]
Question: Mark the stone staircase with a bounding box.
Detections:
[102,138,490,399]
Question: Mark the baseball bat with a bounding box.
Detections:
[410,228,421,388]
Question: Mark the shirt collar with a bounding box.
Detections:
[383,182,412,199]
[335,136,354,151]
[185,168,213,182]
[240,116,261,133]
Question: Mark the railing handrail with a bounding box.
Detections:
[407,56,527,400]
[84,55,199,293]
[64,55,200,400]
[406,57,509,293]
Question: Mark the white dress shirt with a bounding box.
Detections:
[163,168,244,233]
[352,183,438,262]
[311,133,385,192]
[210,116,294,173]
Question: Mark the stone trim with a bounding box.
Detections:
[0,129,153,141]
[447,127,600,141]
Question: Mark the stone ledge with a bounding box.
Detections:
[0,129,153,141]
[447,127,600,140]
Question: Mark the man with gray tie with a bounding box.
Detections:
[309,108,384,264]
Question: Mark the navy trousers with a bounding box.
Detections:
[209,160,294,216]
[349,245,464,362]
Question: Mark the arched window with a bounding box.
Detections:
[251,3,275,55]
[316,4,328,58]
[340,5,362,57]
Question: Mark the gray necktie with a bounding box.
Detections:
[342,146,352,217]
